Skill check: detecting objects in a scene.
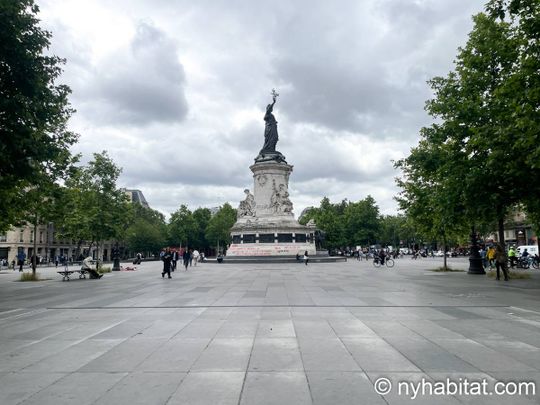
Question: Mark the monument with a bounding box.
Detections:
[227,90,317,257]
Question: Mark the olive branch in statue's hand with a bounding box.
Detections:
[271,88,279,102]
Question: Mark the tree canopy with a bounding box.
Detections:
[0,0,78,232]
[396,1,540,248]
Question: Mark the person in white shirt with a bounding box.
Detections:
[192,249,200,266]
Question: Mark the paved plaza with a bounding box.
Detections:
[0,258,539,404]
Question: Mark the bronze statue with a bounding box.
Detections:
[260,89,279,153]
[255,89,286,163]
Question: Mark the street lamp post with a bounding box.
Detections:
[468,226,485,274]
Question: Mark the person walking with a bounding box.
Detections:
[171,250,178,271]
[161,248,173,279]
[192,249,200,266]
[182,249,191,271]
[17,250,26,272]
[303,250,309,266]
[494,243,509,281]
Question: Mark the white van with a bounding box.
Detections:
[516,245,538,256]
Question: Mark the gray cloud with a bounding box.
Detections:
[39,0,486,218]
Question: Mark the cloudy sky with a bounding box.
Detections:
[39,0,486,219]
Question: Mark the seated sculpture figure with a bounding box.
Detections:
[238,189,255,217]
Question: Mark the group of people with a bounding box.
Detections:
[160,248,202,278]
[479,244,530,281]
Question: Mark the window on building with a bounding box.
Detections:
[232,235,241,244]
[243,234,256,243]
[295,234,307,243]
[30,231,34,243]
[19,230,24,243]
[39,231,43,243]
[0,234,6,242]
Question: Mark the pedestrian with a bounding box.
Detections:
[17,250,26,272]
[189,249,194,266]
[171,250,178,271]
[487,246,496,269]
[479,247,487,269]
[192,249,200,266]
[54,255,59,268]
[182,249,191,271]
[303,250,309,266]
[494,243,509,281]
[508,246,517,268]
[161,248,172,279]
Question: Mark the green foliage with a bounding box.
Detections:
[59,152,130,260]
[168,204,197,248]
[344,196,380,246]
[395,4,540,250]
[192,208,212,250]
[125,218,166,256]
[0,0,78,232]
[205,203,236,251]
[299,196,398,249]
[125,204,167,255]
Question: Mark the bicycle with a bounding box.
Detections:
[373,256,395,268]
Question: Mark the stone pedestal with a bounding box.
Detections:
[228,160,316,257]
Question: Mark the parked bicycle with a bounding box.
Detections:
[373,256,395,268]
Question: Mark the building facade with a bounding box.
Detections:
[0,189,150,265]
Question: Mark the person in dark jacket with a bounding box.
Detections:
[182,249,191,271]
[171,250,178,271]
[494,243,509,281]
[162,248,173,279]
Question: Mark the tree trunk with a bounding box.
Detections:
[498,217,505,248]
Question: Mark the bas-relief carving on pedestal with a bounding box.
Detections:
[270,179,293,215]
[257,174,268,187]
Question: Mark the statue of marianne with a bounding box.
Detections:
[260,90,279,154]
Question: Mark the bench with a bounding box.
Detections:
[57,270,82,281]
[57,268,101,281]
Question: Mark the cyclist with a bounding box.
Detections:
[379,248,386,265]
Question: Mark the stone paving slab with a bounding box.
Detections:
[0,258,539,404]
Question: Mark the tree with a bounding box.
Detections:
[125,204,167,256]
[0,0,78,232]
[192,208,212,251]
[299,197,346,249]
[125,219,166,257]
[205,203,236,252]
[60,152,129,266]
[168,205,197,248]
[486,0,540,251]
[343,196,380,247]
[395,9,526,253]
